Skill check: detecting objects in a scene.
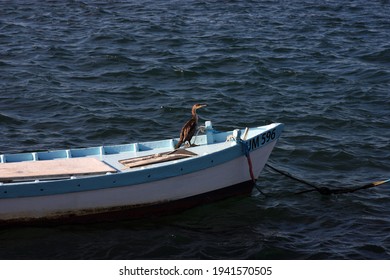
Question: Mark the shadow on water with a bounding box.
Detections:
[0,196,264,260]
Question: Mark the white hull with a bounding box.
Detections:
[0,122,284,225]
[0,142,275,223]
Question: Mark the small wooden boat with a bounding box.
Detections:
[0,121,283,226]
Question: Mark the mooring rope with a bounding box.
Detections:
[248,154,268,197]
[209,127,388,196]
[236,136,267,196]
[265,163,390,196]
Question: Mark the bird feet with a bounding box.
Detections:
[184,142,198,148]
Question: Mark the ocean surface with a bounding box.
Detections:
[0,0,389,259]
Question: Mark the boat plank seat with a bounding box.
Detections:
[0,158,117,182]
[120,149,197,168]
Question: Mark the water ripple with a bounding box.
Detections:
[1,0,390,260]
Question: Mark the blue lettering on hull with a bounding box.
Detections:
[247,128,276,152]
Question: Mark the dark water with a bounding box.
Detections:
[1,0,389,259]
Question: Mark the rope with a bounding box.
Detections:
[265,163,328,194]
[265,163,390,196]
[240,140,254,182]
[215,129,389,196]
[239,138,267,196]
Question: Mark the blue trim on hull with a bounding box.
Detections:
[0,124,284,199]
[0,144,242,198]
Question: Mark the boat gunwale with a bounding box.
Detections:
[0,123,284,199]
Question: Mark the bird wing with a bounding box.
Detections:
[175,117,197,148]
[181,118,197,142]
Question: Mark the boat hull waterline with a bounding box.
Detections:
[0,122,283,225]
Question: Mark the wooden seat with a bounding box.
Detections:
[120,149,197,168]
[0,158,117,182]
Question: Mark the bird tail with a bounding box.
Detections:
[174,141,182,149]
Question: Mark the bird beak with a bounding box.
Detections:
[199,104,207,108]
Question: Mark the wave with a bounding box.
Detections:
[0,113,23,125]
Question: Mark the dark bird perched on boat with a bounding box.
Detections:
[175,103,207,149]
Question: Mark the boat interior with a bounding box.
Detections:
[0,124,273,184]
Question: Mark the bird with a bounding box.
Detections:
[175,103,207,149]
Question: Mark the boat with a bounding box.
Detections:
[0,121,284,226]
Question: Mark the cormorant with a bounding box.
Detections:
[175,103,207,149]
